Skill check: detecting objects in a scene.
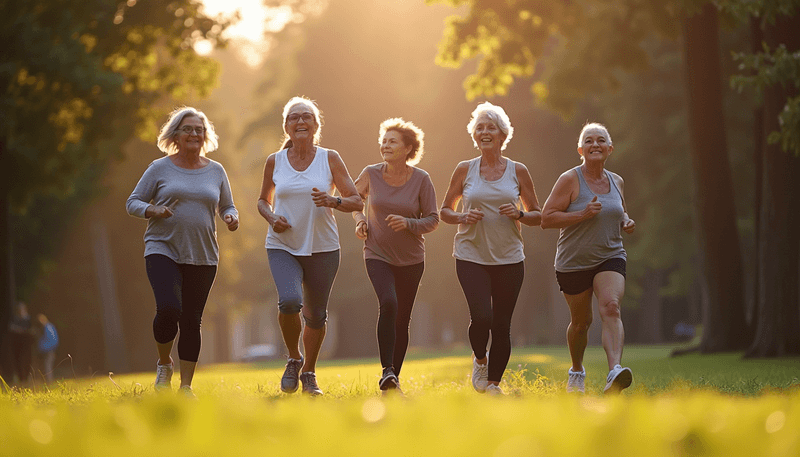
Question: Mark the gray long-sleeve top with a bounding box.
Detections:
[126,156,238,266]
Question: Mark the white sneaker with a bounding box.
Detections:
[155,361,173,391]
[604,365,632,394]
[485,384,504,396]
[567,368,586,394]
[472,356,489,393]
[179,385,197,399]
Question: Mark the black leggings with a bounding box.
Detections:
[456,259,524,382]
[145,254,217,363]
[365,259,424,376]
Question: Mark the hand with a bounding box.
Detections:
[271,215,291,233]
[461,208,484,225]
[151,199,179,219]
[311,187,335,207]
[583,196,601,219]
[224,214,239,232]
[499,203,521,220]
[355,220,368,240]
[622,218,636,234]
[385,214,408,232]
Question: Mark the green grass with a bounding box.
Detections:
[2,345,799,456]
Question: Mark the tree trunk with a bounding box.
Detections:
[682,4,749,352]
[746,14,800,357]
[0,139,14,382]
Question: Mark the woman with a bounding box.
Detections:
[353,118,439,392]
[441,102,541,395]
[541,122,635,395]
[258,97,362,396]
[126,107,239,397]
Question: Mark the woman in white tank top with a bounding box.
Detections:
[440,102,542,395]
[257,97,363,396]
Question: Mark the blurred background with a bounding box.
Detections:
[1,0,797,379]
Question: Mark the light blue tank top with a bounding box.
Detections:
[555,166,626,272]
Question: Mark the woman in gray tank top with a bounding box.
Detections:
[541,123,636,395]
[441,102,542,395]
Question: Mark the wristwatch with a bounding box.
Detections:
[518,210,524,220]
[334,196,342,208]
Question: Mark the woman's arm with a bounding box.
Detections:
[353,167,370,239]
[541,169,600,229]
[441,161,483,225]
[612,172,635,234]
[499,162,541,226]
[316,149,363,212]
[218,165,239,231]
[257,154,291,233]
[405,172,439,235]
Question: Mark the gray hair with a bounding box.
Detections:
[466,102,514,151]
[157,107,219,155]
[578,122,613,147]
[281,96,323,149]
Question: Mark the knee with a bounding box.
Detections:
[156,304,182,325]
[570,318,592,334]
[471,312,493,330]
[379,296,398,317]
[303,308,327,329]
[599,299,621,320]
[278,296,303,315]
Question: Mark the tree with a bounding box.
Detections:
[0,0,229,371]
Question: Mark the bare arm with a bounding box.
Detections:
[257,154,291,233]
[440,161,483,225]
[541,169,600,229]
[353,167,370,239]
[499,162,542,227]
[313,149,363,212]
[612,172,636,234]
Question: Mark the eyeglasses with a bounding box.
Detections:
[180,125,206,135]
[286,113,315,123]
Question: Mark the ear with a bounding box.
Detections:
[608,145,614,155]
[577,146,584,157]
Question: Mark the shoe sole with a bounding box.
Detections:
[604,368,632,394]
[379,376,399,391]
[280,384,299,393]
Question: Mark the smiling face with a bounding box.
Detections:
[472,113,506,153]
[578,128,613,163]
[380,129,412,165]
[285,103,318,144]
[176,115,205,153]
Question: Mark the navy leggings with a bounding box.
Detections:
[145,254,217,363]
[365,259,424,376]
[456,259,524,382]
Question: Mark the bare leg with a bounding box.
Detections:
[179,360,197,387]
[301,324,326,373]
[564,288,594,372]
[157,341,174,366]
[279,312,303,360]
[593,271,625,370]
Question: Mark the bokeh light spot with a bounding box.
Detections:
[765,411,785,433]
[29,419,53,444]
[361,398,386,423]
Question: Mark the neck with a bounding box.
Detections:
[480,149,503,166]
[581,161,605,179]
[291,141,315,156]
[384,160,408,175]
[175,148,202,163]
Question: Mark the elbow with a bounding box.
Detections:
[540,216,553,230]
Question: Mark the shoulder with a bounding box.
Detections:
[608,170,624,185]
[559,167,580,182]
[412,166,431,179]
[511,160,530,174]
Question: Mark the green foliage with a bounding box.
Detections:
[1,347,799,456]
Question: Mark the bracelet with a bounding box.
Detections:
[517,210,524,220]
[334,196,342,208]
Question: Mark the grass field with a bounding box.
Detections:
[2,345,799,456]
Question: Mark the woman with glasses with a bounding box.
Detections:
[126,107,239,397]
[258,96,362,396]
[440,102,542,395]
[352,118,438,393]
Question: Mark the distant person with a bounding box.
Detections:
[37,314,59,383]
[126,107,239,397]
[541,122,635,395]
[258,97,362,396]
[353,118,439,392]
[7,302,34,384]
[440,102,542,395]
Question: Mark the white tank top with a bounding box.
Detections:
[453,157,525,265]
[265,147,340,255]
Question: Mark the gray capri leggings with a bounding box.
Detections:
[267,248,340,329]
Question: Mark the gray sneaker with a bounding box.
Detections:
[300,371,323,396]
[567,368,586,394]
[379,367,399,391]
[280,357,303,393]
[471,356,489,393]
[604,365,632,394]
[155,361,173,391]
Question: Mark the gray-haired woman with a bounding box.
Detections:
[126,107,239,397]
[440,102,542,395]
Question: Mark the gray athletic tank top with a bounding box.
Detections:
[554,166,626,272]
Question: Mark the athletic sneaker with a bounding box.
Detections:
[379,367,399,391]
[280,357,303,393]
[155,361,173,391]
[567,368,586,394]
[472,356,489,393]
[179,385,197,399]
[300,372,323,396]
[603,365,633,394]
[485,384,504,396]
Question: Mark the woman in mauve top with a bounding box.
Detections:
[440,102,542,396]
[541,122,636,395]
[353,118,439,393]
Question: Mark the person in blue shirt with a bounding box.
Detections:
[37,314,59,383]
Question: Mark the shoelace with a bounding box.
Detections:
[156,365,171,384]
[303,374,320,390]
[285,359,301,378]
[476,364,488,378]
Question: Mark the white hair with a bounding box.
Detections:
[156,107,219,155]
[578,122,613,147]
[281,96,323,149]
[466,102,514,151]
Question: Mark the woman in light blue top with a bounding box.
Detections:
[258,97,362,396]
[541,122,636,395]
[127,107,239,396]
[441,102,542,395]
